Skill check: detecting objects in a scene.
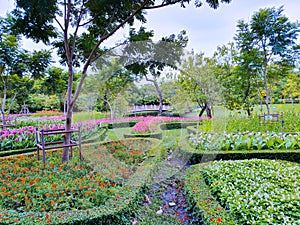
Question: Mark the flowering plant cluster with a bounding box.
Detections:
[189,131,300,151]
[0,151,120,224]
[132,116,204,133]
[0,124,67,151]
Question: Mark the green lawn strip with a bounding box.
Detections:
[188,159,300,225]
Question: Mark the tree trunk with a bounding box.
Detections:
[263,64,270,115]
[8,93,17,115]
[1,87,7,124]
[153,80,163,115]
[198,103,206,117]
[145,76,163,115]
[205,104,212,118]
[246,108,251,117]
[62,64,74,163]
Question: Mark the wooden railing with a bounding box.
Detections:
[130,105,172,112]
[36,127,82,168]
[0,117,17,130]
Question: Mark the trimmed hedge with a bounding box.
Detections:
[127,111,159,117]
[106,121,138,129]
[124,132,162,140]
[185,163,237,225]
[179,136,300,164]
[160,121,201,130]
[0,147,36,157]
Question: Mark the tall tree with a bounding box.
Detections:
[214,43,262,116]
[177,52,221,118]
[11,0,232,162]
[123,28,188,115]
[0,32,51,120]
[234,6,300,115]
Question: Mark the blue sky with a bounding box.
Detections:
[1,0,299,58]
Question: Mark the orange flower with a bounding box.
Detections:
[45,193,50,197]
[52,185,56,189]
[51,200,55,205]
[86,191,91,196]
[1,187,6,191]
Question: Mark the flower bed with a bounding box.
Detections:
[132,116,205,133]
[0,150,140,224]
[185,159,300,225]
[0,137,162,224]
[188,131,300,151]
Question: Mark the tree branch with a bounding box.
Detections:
[71,0,151,106]
[70,0,85,61]
[143,0,181,10]
[54,17,64,32]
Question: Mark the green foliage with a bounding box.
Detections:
[177,51,221,117]
[200,159,300,224]
[189,131,300,151]
[234,6,300,114]
[28,93,60,112]
[185,164,237,225]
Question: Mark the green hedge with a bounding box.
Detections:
[160,121,201,130]
[127,111,159,117]
[124,132,162,140]
[0,147,37,157]
[106,121,138,129]
[185,163,237,225]
[179,137,300,164]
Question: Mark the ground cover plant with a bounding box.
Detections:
[189,131,300,151]
[186,159,300,225]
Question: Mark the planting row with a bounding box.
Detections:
[189,131,300,151]
[185,159,300,225]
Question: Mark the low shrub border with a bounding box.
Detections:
[179,136,300,164]
[106,121,138,129]
[0,147,36,157]
[124,121,202,140]
[185,163,237,225]
[124,132,162,139]
[159,121,201,130]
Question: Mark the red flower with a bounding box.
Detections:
[46,214,50,219]
[29,181,34,186]
[217,217,222,223]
